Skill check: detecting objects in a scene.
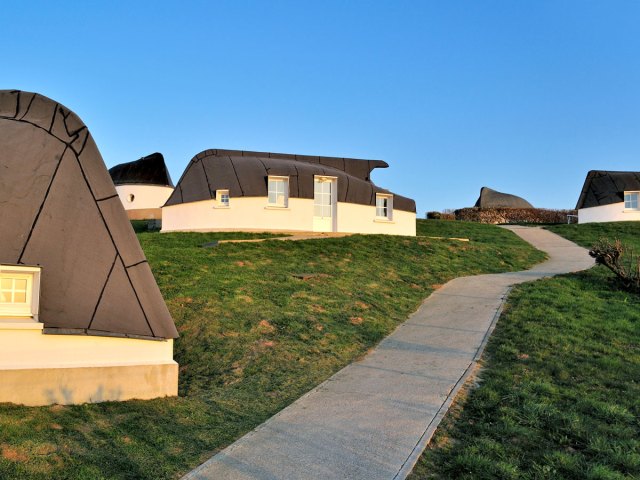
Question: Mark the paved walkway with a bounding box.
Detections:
[183,227,594,480]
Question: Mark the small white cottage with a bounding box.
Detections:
[162,149,416,236]
[0,90,178,406]
[109,153,174,221]
[577,170,640,223]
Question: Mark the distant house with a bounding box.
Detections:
[109,153,174,221]
[0,90,178,406]
[162,149,416,236]
[576,170,640,223]
[474,186,533,209]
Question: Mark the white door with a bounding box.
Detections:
[313,177,337,232]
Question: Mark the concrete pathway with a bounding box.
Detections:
[183,226,594,480]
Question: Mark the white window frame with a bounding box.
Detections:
[267,176,289,208]
[624,191,640,210]
[0,265,41,321]
[216,189,230,208]
[375,193,393,221]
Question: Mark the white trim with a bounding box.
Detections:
[267,176,290,208]
[0,265,41,321]
[264,206,291,211]
[0,320,43,330]
[373,219,396,224]
[624,191,640,211]
[215,189,230,208]
[375,193,394,221]
[313,176,338,232]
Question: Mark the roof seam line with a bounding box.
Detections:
[97,194,119,202]
[18,144,69,264]
[70,149,157,338]
[87,252,119,330]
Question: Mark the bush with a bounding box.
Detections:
[454,207,576,224]
[426,211,456,220]
[589,238,640,293]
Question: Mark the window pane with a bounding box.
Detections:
[15,279,27,291]
[314,204,323,217]
[0,291,10,303]
[13,292,26,303]
[1,279,11,290]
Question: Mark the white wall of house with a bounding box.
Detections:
[115,185,174,219]
[578,202,640,223]
[161,197,416,236]
[0,319,177,405]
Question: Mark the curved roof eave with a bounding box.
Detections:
[165,149,416,213]
[576,170,640,209]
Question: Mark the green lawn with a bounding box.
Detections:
[0,221,544,480]
[411,222,640,479]
[546,221,640,251]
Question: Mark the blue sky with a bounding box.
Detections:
[3,1,639,213]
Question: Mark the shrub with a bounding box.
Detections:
[454,207,576,224]
[589,238,640,293]
[426,211,456,220]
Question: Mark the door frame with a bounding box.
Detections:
[313,175,337,232]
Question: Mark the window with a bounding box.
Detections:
[624,192,639,210]
[268,176,289,207]
[0,265,41,319]
[376,194,393,220]
[216,189,230,207]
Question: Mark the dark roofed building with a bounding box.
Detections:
[576,170,640,223]
[162,149,416,235]
[474,186,534,209]
[109,152,173,187]
[0,90,178,405]
[109,153,174,221]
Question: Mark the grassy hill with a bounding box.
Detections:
[0,220,544,480]
[411,222,640,479]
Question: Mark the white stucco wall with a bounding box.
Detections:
[115,185,174,214]
[161,197,416,236]
[578,202,640,223]
[0,320,178,405]
[0,320,175,369]
[336,202,416,235]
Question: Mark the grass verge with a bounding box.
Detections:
[0,221,544,479]
[546,221,640,251]
[410,222,640,479]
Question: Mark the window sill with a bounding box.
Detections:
[623,209,640,213]
[264,206,290,210]
[212,205,230,209]
[374,218,395,224]
[0,318,42,330]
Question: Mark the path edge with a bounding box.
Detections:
[392,285,514,480]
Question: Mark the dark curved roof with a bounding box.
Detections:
[109,152,173,187]
[474,187,534,209]
[0,90,177,340]
[165,149,416,213]
[576,170,640,209]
